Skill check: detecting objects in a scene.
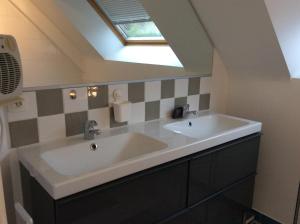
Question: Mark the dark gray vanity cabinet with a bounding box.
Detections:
[162,177,255,224]
[55,161,189,224]
[188,176,255,224]
[20,133,260,224]
[188,135,260,205]
[20,159,189,224]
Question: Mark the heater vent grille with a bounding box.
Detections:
[0,52,21,95]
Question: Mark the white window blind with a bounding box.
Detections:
[95,0,150,24]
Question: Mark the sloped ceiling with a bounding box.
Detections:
[53,0,213,73]
[141,0,213,73]
[264,0,300,78]
[190,0,290,77]
[27,0,292,78]
[29,0,101,57]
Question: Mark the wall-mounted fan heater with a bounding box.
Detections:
[0,35,25,223]
[0,34,23,103]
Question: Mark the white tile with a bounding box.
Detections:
[108,84,128,105]
[160,98,175,118]
[88,108,110,130]
[175,79,188,97]
[38,114,65,142]
[187,95,200,111]
[63,87,88,113]
[145,81,161,102]
[7,92,38,122]
[200,77,212,94]
[129,102,145,124]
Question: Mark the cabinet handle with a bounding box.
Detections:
[15,202,33,224]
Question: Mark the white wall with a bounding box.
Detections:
[82,57,196,83]
[226,73,300,224]
[0,0,83,87]
[210,50,229,113]
[191,0,289,78]
[190,1,300,222]
[141,0,213,73]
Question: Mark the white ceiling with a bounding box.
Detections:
[264,0,300,78]
[141,0,213,73]
[31,0,295,78]
[190,0,290,77]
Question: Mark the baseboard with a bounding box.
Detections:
[246,209,282,224]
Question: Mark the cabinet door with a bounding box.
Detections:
[189,176,255,224]
[189,135,260,205]
[55,161,188,224]
[189,153,215,205]
[213,135,260,190]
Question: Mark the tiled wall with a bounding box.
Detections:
[7,76,212,148]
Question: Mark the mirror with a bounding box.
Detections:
[0,0,213,89]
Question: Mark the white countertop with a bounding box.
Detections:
[18,112,262,200]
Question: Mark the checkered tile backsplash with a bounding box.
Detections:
[7,76,212,148]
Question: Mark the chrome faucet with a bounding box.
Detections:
[183,104,197,118]
[84,120,101,140]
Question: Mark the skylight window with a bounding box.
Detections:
[116,21,164,40]
[89,0,166,44]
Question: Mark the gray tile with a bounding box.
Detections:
[110,107,128,128]
[175,97,187,108]
[145,101,160,121]
[128,82,145,103]
[65,111,88,137]
[188,77,200,95]
[161,80,175,99]
[9,119,39,147]
[36,89,63,116]
[88,85,108,109]
[199,94,211,110]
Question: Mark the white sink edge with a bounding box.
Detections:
[18,113,262,199]
[53,123,261,199]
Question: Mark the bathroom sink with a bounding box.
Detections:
[164,114,250,139]
[41,133,168,176]
[19,113,261,199]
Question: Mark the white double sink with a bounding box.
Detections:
[19,113,262,199]
[42,133,168,176]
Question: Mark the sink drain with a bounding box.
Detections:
[90,143,98,151]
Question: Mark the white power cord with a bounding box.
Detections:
[15,203,33,224]
[0,107,10,157]
[0,109,34,224]
[0,113,6,160]
[0,110,8,158]
[0,115,3,152]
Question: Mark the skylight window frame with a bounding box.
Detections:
[88,0,167,46]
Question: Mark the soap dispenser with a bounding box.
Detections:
[112,89,131,123]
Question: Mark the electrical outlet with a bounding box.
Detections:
[8,100,26,113]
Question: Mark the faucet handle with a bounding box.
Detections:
[85,120,98,128]
[90,120,98,126]
[84,120,101,140]
[183,104,190,112]
[94,129,101,135]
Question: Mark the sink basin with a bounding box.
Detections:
[164,114,250,139]
[41,133,168,176]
